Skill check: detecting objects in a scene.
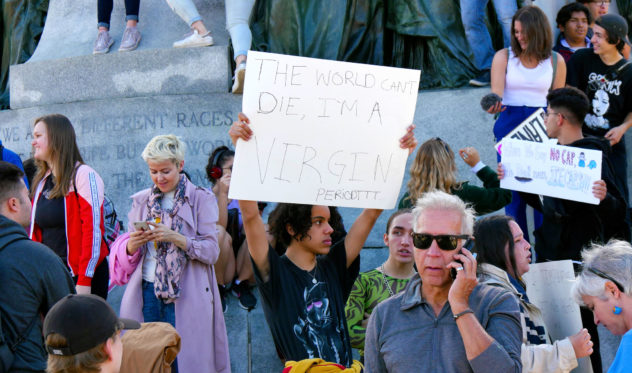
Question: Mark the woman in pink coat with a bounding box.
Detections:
[109,134,230,373]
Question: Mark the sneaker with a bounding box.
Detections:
[119,27,141,52]
[173,30,214,48]
[232,62,247,94]
[93,30,114,54]
[218,284,228,313]
[232,281,257,310]
[469,70,491,87]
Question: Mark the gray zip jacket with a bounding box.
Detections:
[364,275,522,373]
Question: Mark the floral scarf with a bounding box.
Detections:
[146,174,188,302]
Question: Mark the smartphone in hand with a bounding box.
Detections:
[133,221,150,231]
[450,242,476,280]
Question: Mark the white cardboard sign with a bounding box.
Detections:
[495,108,554,153]
[229,51,420,208]
[500,139,602,205]
[522,261,593,373]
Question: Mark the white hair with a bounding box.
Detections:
[572,239,632,306]
[412,190,475,235]
[141,135,186,164]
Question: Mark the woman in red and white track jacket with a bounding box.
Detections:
[28,114,109,298]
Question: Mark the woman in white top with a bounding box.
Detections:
[487,5,566,243]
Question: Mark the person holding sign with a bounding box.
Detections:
[573,239,632,373]
[344,209,416,361]
[364,191,522,372]
[499,87,628,373]
[475,215,594,373]
[487,5,566,243]
[228,113,417,368]
[399,138,511,215]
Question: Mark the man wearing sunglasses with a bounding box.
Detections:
[364,191,522,373]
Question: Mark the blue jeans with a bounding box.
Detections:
[165,0,202,27]
[460,0,516,71]
[142,281,179,373]
[226,0,255,60]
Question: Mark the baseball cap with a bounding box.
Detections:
[596,14,631,46]
[43,294,140,356]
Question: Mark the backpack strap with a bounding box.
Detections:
[550,52,558,90]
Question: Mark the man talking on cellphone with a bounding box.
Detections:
[364,191,522,373]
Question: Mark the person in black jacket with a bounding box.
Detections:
[0,161,75,372]
[499,87,629,373]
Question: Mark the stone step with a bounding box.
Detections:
[10,46,231,109]
[9,0,231,109]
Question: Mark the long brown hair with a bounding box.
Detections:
[510,5,552,62]
[31,114,84,199]
[405,138,459,206]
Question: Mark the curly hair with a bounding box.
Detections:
[268,203,344,251]
[405,138,459,207]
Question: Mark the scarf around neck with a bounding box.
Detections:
[146,174,189,302]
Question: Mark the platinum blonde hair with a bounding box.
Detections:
[141,135,186,164]
[412,190,475,235]
[572,239,632,306]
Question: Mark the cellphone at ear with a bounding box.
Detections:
[450,250,477,280]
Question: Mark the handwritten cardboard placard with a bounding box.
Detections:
[522,261,593,373]
[500,139,602,205]
[229,51,420,208]
[495,108,553,153]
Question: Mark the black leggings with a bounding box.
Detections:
[97,0,140,28]
[73,259,110,300]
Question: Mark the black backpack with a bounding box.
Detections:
[0,237,39,373]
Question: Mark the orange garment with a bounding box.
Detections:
[121,322,181,373]
[283,358,363,373]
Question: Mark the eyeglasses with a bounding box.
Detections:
[591,1,610,5]
[411,233,470,251]
[543,111,562,120]
[587,266,625,292]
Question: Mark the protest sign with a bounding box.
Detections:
[495,108,553,153]
[500,139,602,204]
[523,261,593,373]
[229,51,420,208]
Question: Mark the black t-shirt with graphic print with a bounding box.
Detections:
[252,240,359,367]
[567,48,632,137]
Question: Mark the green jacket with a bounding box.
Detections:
[398,165,512,215]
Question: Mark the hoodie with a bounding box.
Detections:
[0,215,74,372]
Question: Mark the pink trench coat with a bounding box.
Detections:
[109,182,230,373]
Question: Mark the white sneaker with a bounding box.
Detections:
[232,62,246,94]
[173,30,214,48]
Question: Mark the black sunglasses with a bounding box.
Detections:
[411,233,470,251]
[586,267,625,293]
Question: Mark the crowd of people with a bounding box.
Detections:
[2,1,632,373]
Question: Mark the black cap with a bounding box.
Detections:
[596,14,631,46]
[43,294,140,356]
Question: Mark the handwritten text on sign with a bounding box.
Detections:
[496,108,552,154]
[500,139,602,204]
[229,51,420,208]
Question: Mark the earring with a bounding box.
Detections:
[613,306,622,315]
